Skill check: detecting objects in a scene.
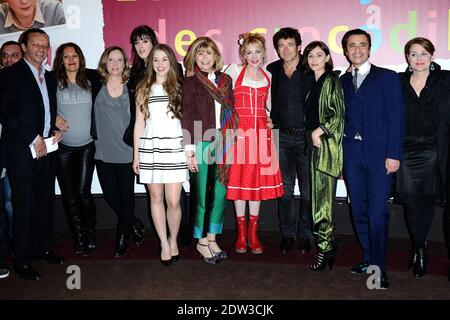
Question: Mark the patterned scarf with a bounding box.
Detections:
[194,66,238,184]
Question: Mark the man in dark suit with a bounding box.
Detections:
[0,28,63,280]
[340,29,404,289]
[267,27,315,254]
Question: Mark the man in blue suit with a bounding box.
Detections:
[340,29,404,289]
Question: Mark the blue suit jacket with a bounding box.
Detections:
[340,64,404,173]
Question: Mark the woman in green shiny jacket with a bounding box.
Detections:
[302,41,345,271]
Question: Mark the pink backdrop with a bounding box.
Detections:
[102,0,449,68]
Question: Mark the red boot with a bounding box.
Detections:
[248,215,263,254]
[235,216,247,253]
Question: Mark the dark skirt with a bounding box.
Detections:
[396,147,438,200]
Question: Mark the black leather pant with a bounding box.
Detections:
[55,142,96,233]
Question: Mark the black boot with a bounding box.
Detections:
[408,249,418,272]
[71,217,85,255]
[132,218,145,246]
[83,226,96,256]
[413,248,428,278]
[114,233,129,258]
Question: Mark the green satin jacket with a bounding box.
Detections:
[315,73,345,178]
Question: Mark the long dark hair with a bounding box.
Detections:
[53,42,90,91]
[129,25,158,83]
[136,44,182,120]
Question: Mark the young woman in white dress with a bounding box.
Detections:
[133,44,188,265]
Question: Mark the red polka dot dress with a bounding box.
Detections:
[226,65,284,201]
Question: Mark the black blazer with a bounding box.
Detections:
[0,59,57,168]
[399,65,450,201]
[266,58,314,126]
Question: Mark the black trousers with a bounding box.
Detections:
[95,161,135,236]
[7,153,55,266]
[277,130,312,239]
[55,142,96,231]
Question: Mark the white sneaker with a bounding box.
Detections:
[0,266,10,279]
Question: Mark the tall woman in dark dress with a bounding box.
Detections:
[302,41,344,271]
[53,42,101,255]
[397,37,450,278]
[129,25,190,246]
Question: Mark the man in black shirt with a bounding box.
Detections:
[267,27,315,253]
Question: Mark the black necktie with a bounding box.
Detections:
[353,68,359,92]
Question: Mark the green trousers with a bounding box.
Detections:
[311,147,337,252]
[191,141,227,239]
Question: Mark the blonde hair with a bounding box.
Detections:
[97,46,130,84]
[136,44,182,120]
[238,33,266,64]
[183,37,223,74]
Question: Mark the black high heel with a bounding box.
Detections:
[160,258,172,266]
[197,243,220,264]
[309,249,336,271]
[171,254,180,262]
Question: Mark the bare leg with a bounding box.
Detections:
[165,183,182,257]
[149,183,170,261]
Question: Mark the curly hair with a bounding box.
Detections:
[135,44,182,120]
